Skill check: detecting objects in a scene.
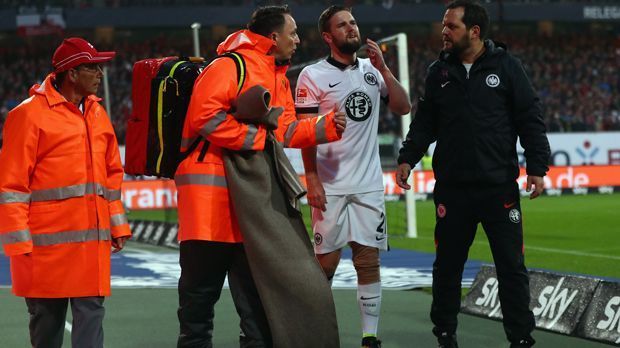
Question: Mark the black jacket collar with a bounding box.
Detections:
[326,56,359,70]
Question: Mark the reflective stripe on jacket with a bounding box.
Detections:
[176,30,340,243]
[0,74,131,298]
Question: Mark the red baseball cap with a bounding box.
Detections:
[52,37,116,73]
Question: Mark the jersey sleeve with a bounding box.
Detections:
[276,74,340,148]
[294,67,321,115]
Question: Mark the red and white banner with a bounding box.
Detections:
[385,165,620,195]
[121,165,620,210]
[16,10,65,37]
[122,180,177,210]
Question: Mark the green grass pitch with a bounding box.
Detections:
[128,193,620,279]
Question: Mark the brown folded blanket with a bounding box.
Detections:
[223,86,340,348]
[232,84,280,130]
[232,85,306,211]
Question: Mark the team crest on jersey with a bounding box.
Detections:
[509,208,521,223]
[344,91,373,122]
[364,72,378,85]
[486,74,500,88]
[314,233,323,246]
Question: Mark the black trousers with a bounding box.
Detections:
[430,181,535,344]
[25,296,105,348]
[177,240,271,348]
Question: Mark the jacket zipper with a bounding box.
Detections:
[465,61,484,180]
[82,101,104,295]
[82,102,100,232]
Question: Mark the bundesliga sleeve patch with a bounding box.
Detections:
[296,88,308,103]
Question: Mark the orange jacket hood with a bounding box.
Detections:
[217,29,275,57]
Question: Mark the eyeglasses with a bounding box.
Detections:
[75,63,103,73]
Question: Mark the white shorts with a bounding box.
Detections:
[311,191,388,254]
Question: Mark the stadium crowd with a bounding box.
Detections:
[1,29,619,146]
[1,0,611,10]
[407,32,620,134]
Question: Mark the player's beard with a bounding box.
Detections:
[335,36,361,55]
[445,34,471,57]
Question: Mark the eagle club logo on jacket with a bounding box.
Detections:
[509,208,521,223]
[486,74,500,88]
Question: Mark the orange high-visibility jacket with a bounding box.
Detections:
[176,30,341,243]
[0,74,131,298]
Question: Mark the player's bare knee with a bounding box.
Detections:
[351,242,380,284]
[321,264,338,280]
[317,250,342,279]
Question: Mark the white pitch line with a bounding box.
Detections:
[126,237,620,260]
[524,245,620,260]
[122,246,158,253]
[414,236,620,260]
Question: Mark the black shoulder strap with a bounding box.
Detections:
[196,52,247,162]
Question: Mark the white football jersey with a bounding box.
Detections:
[295,57,388,195]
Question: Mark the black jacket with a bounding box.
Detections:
[398,40,550,185]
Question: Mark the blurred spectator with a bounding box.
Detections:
[1,28,619,148]
[1,0,613,10]
[401,31,620,135]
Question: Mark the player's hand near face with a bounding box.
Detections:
[366,38,387,73]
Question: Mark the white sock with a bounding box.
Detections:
[357,281,381,337]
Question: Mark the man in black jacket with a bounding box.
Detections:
[396,1,550,347]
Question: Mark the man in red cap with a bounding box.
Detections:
[0,37,131,348]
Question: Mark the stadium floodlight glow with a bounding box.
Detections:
[191,22,201,57]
